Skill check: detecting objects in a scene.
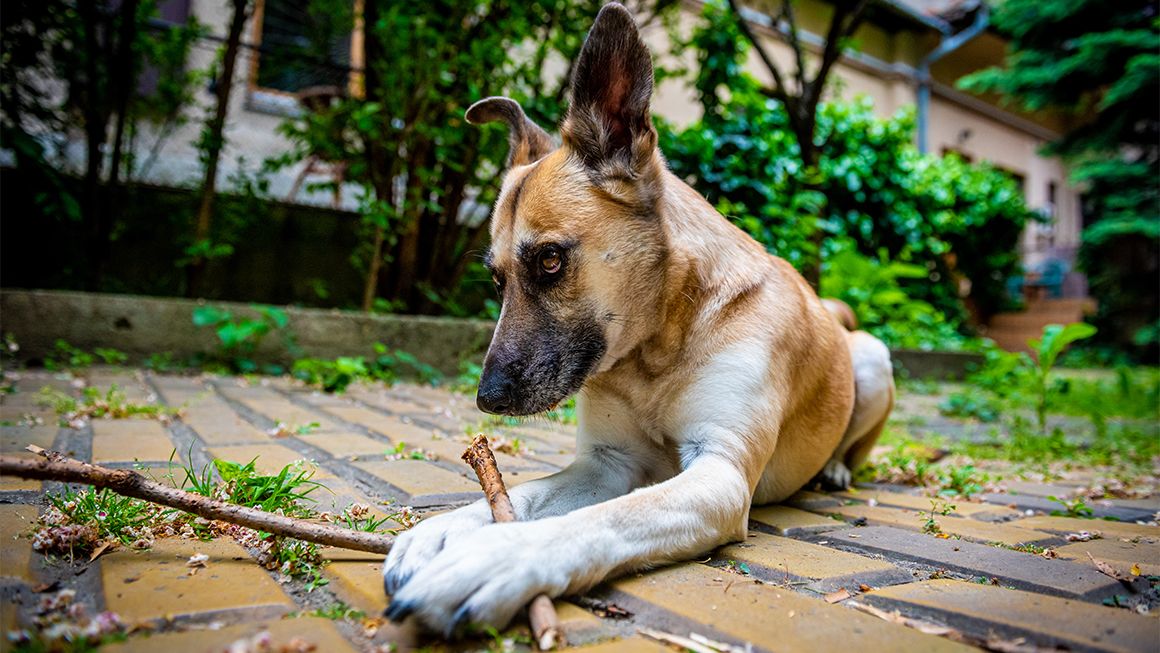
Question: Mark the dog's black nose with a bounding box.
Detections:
[477,369,514,414]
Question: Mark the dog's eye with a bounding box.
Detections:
[539,248,563,275]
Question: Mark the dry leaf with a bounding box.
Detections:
[858,584,873,592]
[824,588,851,603]
[1130,563,1141,576]
[1087,552,1129,582]
[89,540,113,562]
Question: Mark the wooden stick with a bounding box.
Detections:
[0,453,395,555]
[462,435,561,651]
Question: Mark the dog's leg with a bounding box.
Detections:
[819,331,894,489]
[385,448,756,634]
[382,438,655,594]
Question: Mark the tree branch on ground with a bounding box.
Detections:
[0,451,394,555]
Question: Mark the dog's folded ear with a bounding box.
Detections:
[466,97,555,168]
[562,2,657,176]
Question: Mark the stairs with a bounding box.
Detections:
[983,298,1097,353]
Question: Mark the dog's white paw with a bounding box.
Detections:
[820,459,852,489]
[384,520,570,636]
[382,504,491,595]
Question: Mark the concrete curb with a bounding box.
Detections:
[0,289,984,379]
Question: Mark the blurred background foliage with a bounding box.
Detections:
[660,2,1037,350]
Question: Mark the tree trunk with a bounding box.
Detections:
[78,2,110,290]
[105,0,142,279]
[189,0,249,297]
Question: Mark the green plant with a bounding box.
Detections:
[1028,323,1099,434]
[938,388,1001,422]
[1048,495,1095,519]
[293,344,442,393]
[920,498,956,535]
[38,385,180,425]
[386,442,433,461]
[192,304,294,374]
[211,458,322,516]
[935,464,986,499]
[44,340,95,371]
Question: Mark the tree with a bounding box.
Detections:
[279,0,677,313]
[189,0,252,297]
[959,0,1159,359]
[0,0,203,287]
[724,0,872,288]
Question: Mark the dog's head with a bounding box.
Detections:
[467,3,667,415]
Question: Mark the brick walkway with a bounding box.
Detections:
[1,369,1157,652]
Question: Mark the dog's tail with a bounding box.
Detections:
[822,298,858,331]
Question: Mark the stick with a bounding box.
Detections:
[462,435,561,650]
[0,453,394,555]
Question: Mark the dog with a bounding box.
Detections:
[382,2,894,634]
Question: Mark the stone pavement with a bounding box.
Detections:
[1,369,1158,652]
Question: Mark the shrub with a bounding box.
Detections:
[658,2,1039,329]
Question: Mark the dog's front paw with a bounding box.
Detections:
[382,504,491,595]
[385,520,571,636]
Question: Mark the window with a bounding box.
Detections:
[249,0,359,97]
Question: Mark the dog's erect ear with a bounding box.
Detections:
[562,3,656,173]
[466,97,555,168]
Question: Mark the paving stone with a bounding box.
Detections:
[835,489,1020,521]
[101,615,359,653]
[180,399,269,445]
[0,505,38,584]
[323,548,384,613]
[1000,481,1087,498]
[0,425,58,491]
[982,493,1156,522]
[88,372,154,404]
[864,579,1156,653]
[782,490,843,511]
[353,460,480,505]
[298,430,390,458]
[1012,516,1160,540]
[716,531,910,591]
[149,376,209,406]
[327,405,443,442]
[1103,497,1160,513]
[609,563,973,652]
[826,504,1056,546]
[232,397,342,433]
[749,505,846,536]
[1053,537,1160,577]
[208,443,334,478]
[825,526,1122,601]
[101,537,293,623]
[90,419,176,463]
[571,637,673,652]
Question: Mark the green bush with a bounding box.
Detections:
[819,246,981,350]
[658,2,1039,329]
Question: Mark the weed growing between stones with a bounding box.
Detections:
[920,499,956,536]
[37,385,181,427]
[385,441,437,461]
[29,454,414,593]
[292,343,442,393]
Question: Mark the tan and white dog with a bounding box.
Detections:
[383,3,894,634]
